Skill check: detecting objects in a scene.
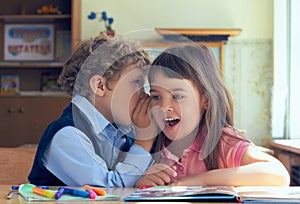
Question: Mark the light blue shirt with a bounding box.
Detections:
[44,95,153,187]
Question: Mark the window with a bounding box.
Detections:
[272,0,300,139]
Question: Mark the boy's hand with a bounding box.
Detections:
[132,93,152,130]
[135,163,177,187]
[132,93,159,151]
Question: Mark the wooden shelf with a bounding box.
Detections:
[155,28,241,42]
[0,14,71,20]
[0,0,78,147]
[156,28,241,37]
[0,91,69,97]
[0,62,64,69]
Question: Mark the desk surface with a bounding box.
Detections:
[270,139,300,155]
[0,185,133,204]
[3,185,299,203]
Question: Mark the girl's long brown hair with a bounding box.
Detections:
[149,43,234,170]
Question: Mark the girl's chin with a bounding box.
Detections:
[163,131,181,141]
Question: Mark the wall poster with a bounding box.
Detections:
[4,24,54,61]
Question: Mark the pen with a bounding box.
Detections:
[6,190,14,199]
[32,187,55,199]
[6,185,29,200]
[58,187,89,198]
[83,185,106,196]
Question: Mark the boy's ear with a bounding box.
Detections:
[90,75,106,96]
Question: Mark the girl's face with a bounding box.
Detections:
[150,71,207,141]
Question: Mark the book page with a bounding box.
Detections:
[236,186,300,201]
[124,186,239,202]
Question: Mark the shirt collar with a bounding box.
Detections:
[72,95,133,136]
[72,95,109,135]
[189,125,206,152]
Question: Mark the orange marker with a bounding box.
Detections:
[32,187,55,199]
[83,185,106,196]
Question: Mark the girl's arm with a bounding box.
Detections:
[171,145,290,186]
[135,163,177,187]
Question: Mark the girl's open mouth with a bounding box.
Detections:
[165,118,180,127]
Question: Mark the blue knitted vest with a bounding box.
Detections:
[28,102,134,186]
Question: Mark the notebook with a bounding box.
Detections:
[124,186,240,202]
[124,185,300,203]
[18,184,120,202]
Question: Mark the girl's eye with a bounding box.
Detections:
[173,95,183,100]
[151,95,160,101]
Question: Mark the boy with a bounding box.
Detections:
[28,34,154,187]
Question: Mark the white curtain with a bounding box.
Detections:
[272,0,300,139]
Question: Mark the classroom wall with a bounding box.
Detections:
[80,0,274,146]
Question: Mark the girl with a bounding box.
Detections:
[134,44,290,187]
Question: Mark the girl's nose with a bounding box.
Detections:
[161,98,174,112]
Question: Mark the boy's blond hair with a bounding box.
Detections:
[58,33,150,97]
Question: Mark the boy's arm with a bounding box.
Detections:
[45,127,153,187]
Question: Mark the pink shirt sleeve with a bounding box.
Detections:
[218,127,251,168]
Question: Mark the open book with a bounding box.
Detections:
[124,186,300,203]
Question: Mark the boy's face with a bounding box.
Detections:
[150,71,207,141]
[109,64,147,126]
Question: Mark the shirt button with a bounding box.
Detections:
[178,166,184,172]
[183,153,188,158]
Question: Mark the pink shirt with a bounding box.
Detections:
[160,126,250,180]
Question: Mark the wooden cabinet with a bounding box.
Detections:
[0,0,81,146]
[0,96,70,147]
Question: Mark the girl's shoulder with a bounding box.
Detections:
[221,126,249,143]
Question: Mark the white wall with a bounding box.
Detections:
[80,0,274,146]
[81,0,273,40]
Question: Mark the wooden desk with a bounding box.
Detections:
[270,139,300,186]
[2,185,300,203]
[1,185,133,204]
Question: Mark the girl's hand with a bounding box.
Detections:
[169,175,205,186]
[135,163,177,187]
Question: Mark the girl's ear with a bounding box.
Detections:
[90,75,106,96]
[201,94,209,110]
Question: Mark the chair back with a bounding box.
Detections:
[0,148,36,185]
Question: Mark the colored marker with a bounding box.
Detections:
[58,187,89,198]
[85,188,97,199]
[12,185,49,190]
[139,185,154,189]
[83,185,106,196]
[32,187,55,199]
[54,187,65,199]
